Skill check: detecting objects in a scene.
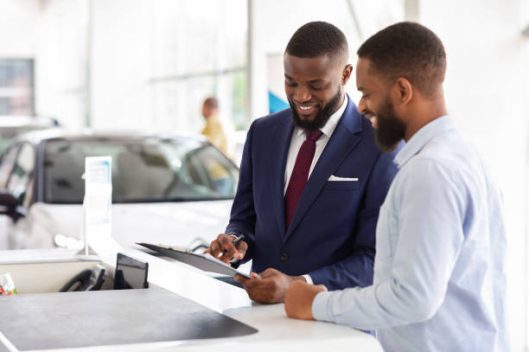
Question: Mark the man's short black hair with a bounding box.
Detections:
[285,21,349,61]
[357,22,446,97]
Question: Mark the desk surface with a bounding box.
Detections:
[0,288,257,350]
[0,243,383,352]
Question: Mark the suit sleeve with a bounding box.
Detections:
[224,121,257,262]
[308,149,399,290]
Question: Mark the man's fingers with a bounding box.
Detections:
[233,241,248,260]
[233,274,249,284]
[259,268,279,278]
[206,234,241,263]
[208,241,220,255]
[218,235,235,247]
[316,284,328,292]
[236,272,261,287]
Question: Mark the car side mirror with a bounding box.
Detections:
[0,191,17,212]
[0,191,23,220]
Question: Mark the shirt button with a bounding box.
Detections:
[280,252,288,262]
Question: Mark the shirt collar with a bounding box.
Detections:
[395,115,455,168]
[294,95,348,138]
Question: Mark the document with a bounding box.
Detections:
[136,242,251,279]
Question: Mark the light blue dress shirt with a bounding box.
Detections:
[312,116,509,351]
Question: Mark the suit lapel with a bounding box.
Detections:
[283,99,364,242]
[272,115,295,237]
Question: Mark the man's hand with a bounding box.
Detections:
[234,268,305,304]
[206,233,248,263]
[284,281,327,320]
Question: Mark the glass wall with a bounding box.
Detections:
[0,59,34,116]
[148,0,248,130]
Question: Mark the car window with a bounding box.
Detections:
[6,143,35,202]
[43,137,238,204]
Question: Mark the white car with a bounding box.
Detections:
[0,116,60,157]
[0,130,237,251]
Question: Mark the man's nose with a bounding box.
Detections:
[293,86,311,102]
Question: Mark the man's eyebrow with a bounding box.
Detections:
[284,74,323,84]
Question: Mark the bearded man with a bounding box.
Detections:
[207,21,398,304]
[284,22,509,352]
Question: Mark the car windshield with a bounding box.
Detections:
[43,136,238,203]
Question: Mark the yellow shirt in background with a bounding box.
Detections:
[201,115,228,154]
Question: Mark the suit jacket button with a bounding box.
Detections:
[280,252,288,262]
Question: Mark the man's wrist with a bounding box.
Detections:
[312,290,331,322]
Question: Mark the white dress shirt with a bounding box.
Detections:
[312,116,509,351]
[284,95,348,193]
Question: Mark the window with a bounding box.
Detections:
[0,59,34,116]
[43,136,239,204]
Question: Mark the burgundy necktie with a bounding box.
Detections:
[285,129,323,228]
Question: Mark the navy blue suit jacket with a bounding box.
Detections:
[226,98,398,290]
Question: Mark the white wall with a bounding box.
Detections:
[34,0,88,128]
[90,0,152,130]
[0,0,39,57]
[419,1,529,350]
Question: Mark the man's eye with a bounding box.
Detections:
[285,81,297,87]
[309,85,324,90]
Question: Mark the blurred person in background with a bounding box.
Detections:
[201,96,228,155]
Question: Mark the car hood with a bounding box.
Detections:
[30,200,233,249]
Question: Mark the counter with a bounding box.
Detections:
[0,239,382,352]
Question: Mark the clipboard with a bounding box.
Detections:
[136,242,251,279]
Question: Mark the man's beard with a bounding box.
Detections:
[289,90,343,131]
[375,99,406,152]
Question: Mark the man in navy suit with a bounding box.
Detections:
[207,21,398,304]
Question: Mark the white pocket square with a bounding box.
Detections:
[328,175,359,182]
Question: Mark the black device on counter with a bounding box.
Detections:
[114,253,149,289]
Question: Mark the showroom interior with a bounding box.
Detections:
[1,0,529,351]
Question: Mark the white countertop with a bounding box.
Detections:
[0,236,383,352]
[92,235,382,352]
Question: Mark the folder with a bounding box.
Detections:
[136,242,251,279]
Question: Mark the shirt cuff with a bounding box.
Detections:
[302,274,313,285]
[312,291,334,322]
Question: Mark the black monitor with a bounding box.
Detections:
[114,253,149,289]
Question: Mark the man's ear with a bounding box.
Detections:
[341,64,353,85]
[396,77,413,104]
